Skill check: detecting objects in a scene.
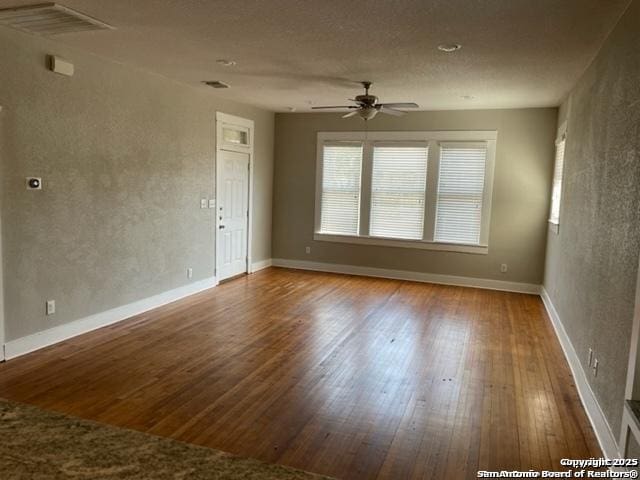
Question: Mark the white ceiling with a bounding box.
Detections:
[0,0,631,111]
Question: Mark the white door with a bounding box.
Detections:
[217,149,249,281]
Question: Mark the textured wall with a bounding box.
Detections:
[0,28,274,342]
[543,0,640,437]
[272,108,557,284]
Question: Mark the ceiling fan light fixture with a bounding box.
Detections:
[311,82,417,120]
[358,107,378,120]
[438,43,462,52]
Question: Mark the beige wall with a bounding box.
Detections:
[0,28,274,342]
[544,0,640,438]
[272,108,557,285]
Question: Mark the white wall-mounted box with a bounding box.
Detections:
[49,55,74,77]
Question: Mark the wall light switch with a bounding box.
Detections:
[187,268,193,279]
[200,198,208,209]
[46,299,55,315]
[208,199,216,209]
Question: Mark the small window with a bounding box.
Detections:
[549,134,566,228]
[319,143,363,236]
[370,144,429,240]
[222,126,249,147]
[434,143,487,245]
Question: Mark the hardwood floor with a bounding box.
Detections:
[0,267,600,479]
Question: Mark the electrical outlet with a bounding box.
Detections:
[588,348,594,367]
[500,263,508,273]
[200,198,208,209]
[187,268,193,279]
[46,299,55,315]
[592,359,599,377]
[305,246,311,254]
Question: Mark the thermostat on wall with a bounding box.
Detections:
[26,177,42,190]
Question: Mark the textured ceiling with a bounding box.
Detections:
[0,0,631,111]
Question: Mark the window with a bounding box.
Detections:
[221,124,250,148]
[319,143,363,235]
[435,144,487,245]
[370,144,429,240]
[315,131,497,254]
[549,127,566,231]
[222,126,249,146]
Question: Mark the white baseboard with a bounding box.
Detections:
[272,258,540,294]
[3,276,218,361]
[250,258,272,273]
[540,287,620,459]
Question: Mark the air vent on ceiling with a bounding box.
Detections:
[0,3,114,36]
[202,81,230,89]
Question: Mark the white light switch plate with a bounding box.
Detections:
[200,199,208,209]
[208,199,216,208]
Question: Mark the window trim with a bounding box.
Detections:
[314,131,497,254]
[548,121,567,235]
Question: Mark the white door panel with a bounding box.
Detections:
[217,149,249,281]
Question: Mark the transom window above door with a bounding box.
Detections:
[314,131,497,254]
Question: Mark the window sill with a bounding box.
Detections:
[314,233,488,255]
[548,221,560,235]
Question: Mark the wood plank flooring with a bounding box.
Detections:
[0,267,600,479]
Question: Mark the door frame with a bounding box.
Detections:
[0,211,4,362]
[0,106,5,361]
[621,252,640,451]
[215,112,255,280]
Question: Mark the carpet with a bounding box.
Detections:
[0,398,334,480]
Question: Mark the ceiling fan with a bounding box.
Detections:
[311,81,419,120]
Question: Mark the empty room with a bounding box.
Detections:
[0,0,639,478]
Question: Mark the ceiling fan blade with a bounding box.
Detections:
[379,102,419,109]
[342,111,359,118]
[380,107,406,117]
[311,105,357,110]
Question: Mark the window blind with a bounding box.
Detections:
[319,143,363,235]
[434,144,487,245]
[549,139,565,225]
[369,145,428,240]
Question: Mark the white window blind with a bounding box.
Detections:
[319,143,363,235]
[369,144,428,240]
[549,139,565,225]
[434,144,487,245]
